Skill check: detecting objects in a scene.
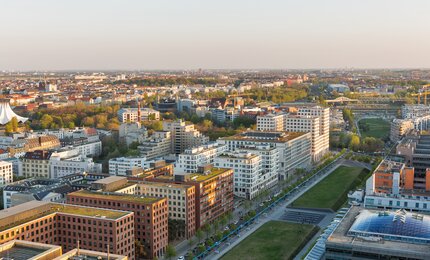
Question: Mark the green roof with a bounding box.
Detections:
[70,190,163,204]
[188,168,232,181]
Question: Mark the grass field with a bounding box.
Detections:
[358,118,390,139]
[221,221,318,260]
[291,166,368,211]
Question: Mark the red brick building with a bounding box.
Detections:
[67,190,168,259]
[0,201,135,259]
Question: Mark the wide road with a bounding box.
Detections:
[209,158,350,260]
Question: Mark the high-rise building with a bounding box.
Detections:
[162,120,209,154]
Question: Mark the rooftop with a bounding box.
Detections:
[327,206,430,258]
[221,131,307,143]
[93,176,127,185]
[0,240,60,260]
[188,167,232,182]
[69,189,163,204]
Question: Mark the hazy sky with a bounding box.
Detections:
[1,0,430,70]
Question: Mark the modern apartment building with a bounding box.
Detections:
[256,113,285,131]
[162,120,209,154]
[139,131,172,160]
[390,119,414,142]
[181,167,234,228]
[67,190,168,259]
[214,151,263,200]
[49,149,101,178]
[218,131,312,180]
[22,150,52,178]
[176,142,227,174]
[0,201,135,259]
[0,161,13,186]
[297,106,330,160]
[117,107,160,122]
[109,157,146,176]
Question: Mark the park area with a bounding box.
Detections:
[221,221,318,260]
[291,166,368,211]
[358,118,390,139]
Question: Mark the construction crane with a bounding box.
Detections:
[411,84,430,105]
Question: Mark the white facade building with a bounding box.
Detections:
[139,131,172,160]
[256,113,285,131]
[0,161,13,186]
[117,107,160,122]
[218,131,312,180]
[109,157,146,176]
[49,149,101,179]
[176,143,227,174]
[214,151,262,200]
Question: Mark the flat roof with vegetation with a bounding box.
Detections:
[188,168,232,182]
[69,190,163,204]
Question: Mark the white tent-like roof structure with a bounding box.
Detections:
[0,99,28,125]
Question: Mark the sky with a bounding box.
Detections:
[1,0,430,70]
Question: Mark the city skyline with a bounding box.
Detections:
[1,0,430,70]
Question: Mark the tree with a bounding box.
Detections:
[349,134,360,151]
[11,117,18,131]
[40,114,54,129]
[135,240,147,259]
[166,244,177,260]
[196,229,204,243]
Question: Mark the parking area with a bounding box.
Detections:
[280,209,326,225]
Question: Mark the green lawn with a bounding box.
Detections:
[358,118,390,139]
[291,166,368,211]
[221,221,318,260]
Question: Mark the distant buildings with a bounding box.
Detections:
[117,107,160,122]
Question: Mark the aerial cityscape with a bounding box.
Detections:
[1,1,430,260]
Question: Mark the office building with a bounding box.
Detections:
[364,159,430,212]
[67,189,168,259]
[0,201,135,259]
[325,206,430,260]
